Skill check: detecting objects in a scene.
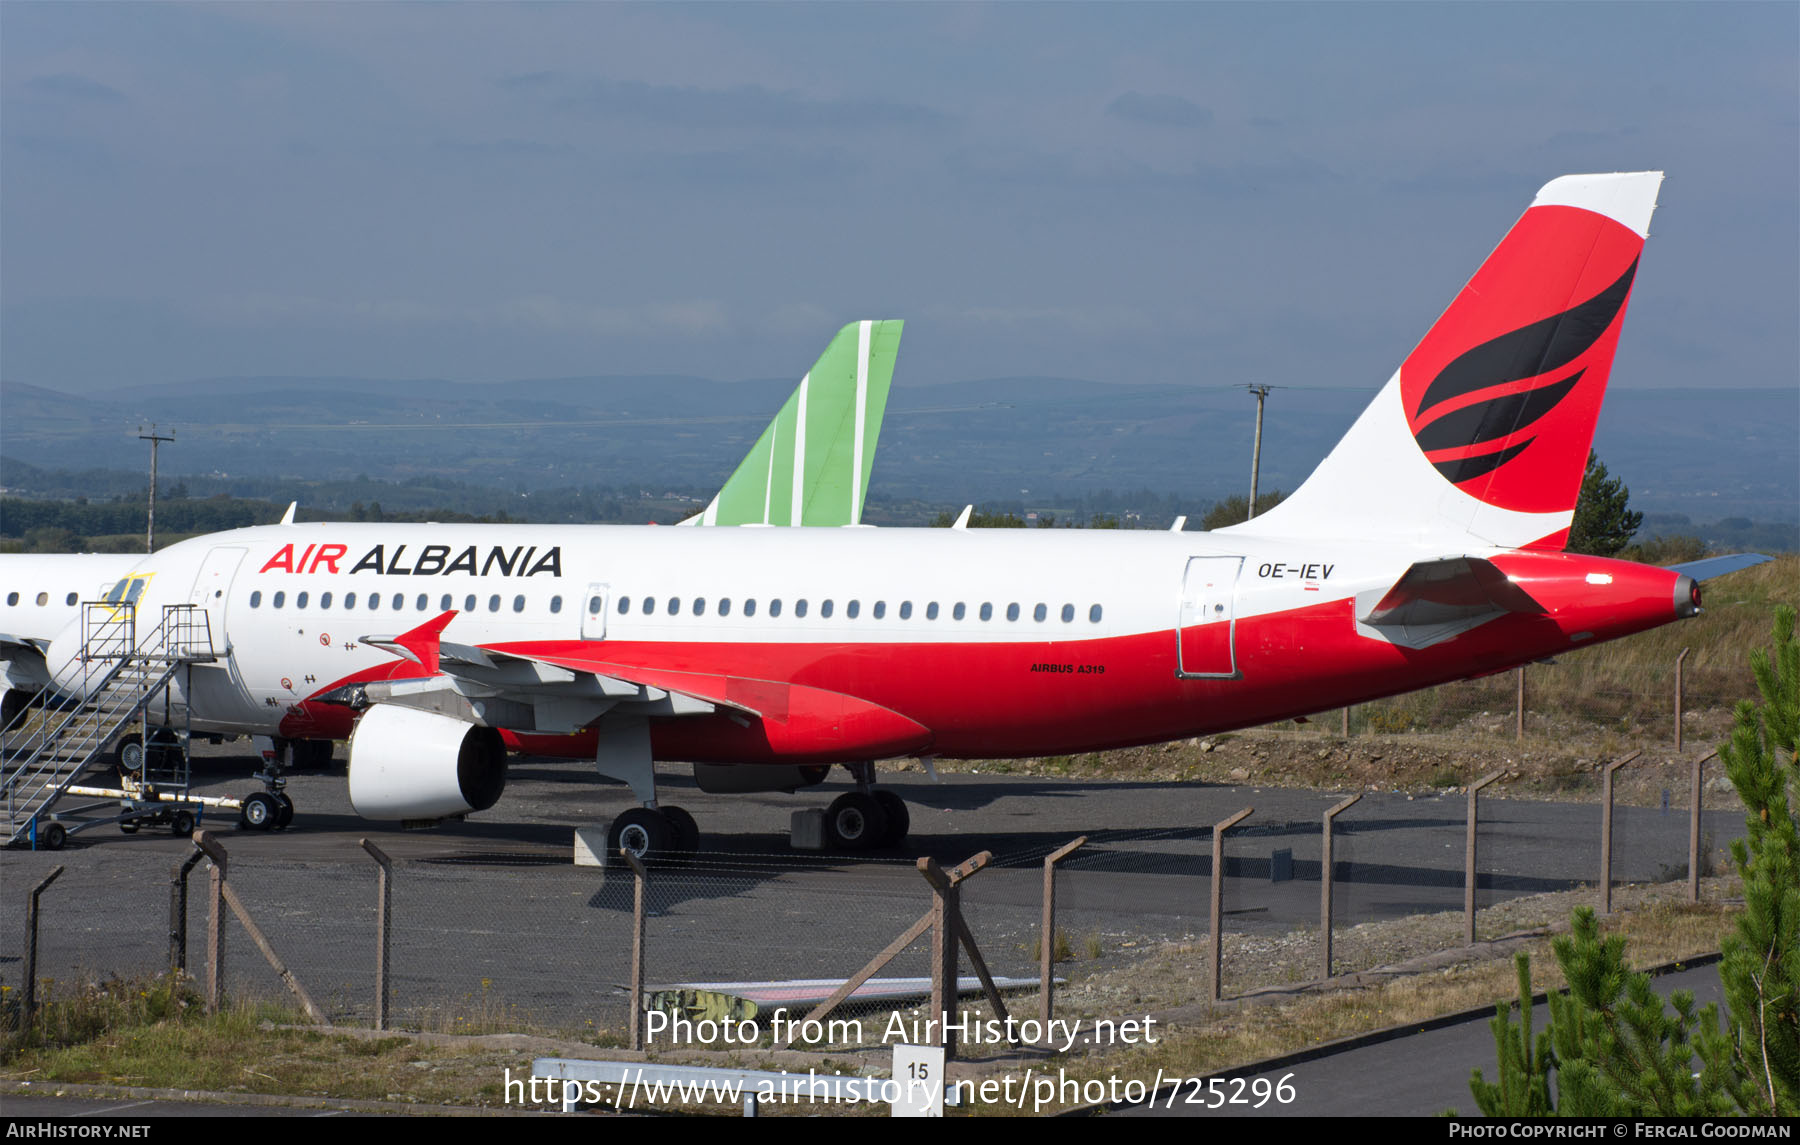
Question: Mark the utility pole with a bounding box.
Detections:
[1247,385,1271,519]
[138,425,175,553]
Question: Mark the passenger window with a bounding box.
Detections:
[1061,603,1074,623]
[1034,603,1047,622]
[693,598,706,616]
[870,601,882,619]
[35,592,48,606]
[273,591,286,609]
[819,599,832,618]
[744,599,757,617]
[642,597,654,615]
[345,593,357,609]
[895,601,908,620]
[927,602,939,620]
[550,595,563,614]
[250,591,262,608]
[416,594,428,611]
[369,594,380,611]
[795,599,809,618]
[848,600,861,619]
[769,599,783,618]
[297,592,309,610]
[65,592,78,606]
[488,595,501,612]
[320,592,333,610]
[1090,604,1103,623]
[1005,603,1019,622]
[512,595,525,613]
[464,595,476,612]
[617,596,630,615]
[952,603,965,621]
[391,593,404,610]
[5,592,15,606]
[979,603,993,621]
[718,598,731,617]
[666,596,679,615]
[440,594,453,611]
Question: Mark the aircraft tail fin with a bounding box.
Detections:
[683,319,903,526]
[1225,173,1662,552]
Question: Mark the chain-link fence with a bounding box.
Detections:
[2,775,1748,1044]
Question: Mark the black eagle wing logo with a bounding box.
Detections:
[1414,258,1637,483]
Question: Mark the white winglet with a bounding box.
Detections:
[951,505,973,530]
[280,502,297,525]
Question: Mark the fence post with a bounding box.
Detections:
[1039,836,1086,1026]
[1674,647,1690,751]
[192,830,229,1012]
[1600,750,1643,915]
[1515,666,1526,741]
[1320,794,1361,981]
[169,850,203,973]
[624,852,648,1051]
[919,857,960,1059]
[359,838,393,1031]
[1689,750,1716,904]
[1341,707,1350,737]
[21,866,65,1029]
[1210,806,1254,1002]
[1465,772,1504,945]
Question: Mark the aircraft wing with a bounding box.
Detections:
[1355,556,1547,650]
[349,612,930,756]
[681,319,902,527]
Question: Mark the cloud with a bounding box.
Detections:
[1105,91,1212,128]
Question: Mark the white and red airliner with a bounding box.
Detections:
[28,172,1742,857]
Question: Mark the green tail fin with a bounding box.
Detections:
[688,319,902,526]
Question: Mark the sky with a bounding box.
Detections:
[2,2,1796,398]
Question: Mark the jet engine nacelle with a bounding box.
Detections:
[348,704,507,820]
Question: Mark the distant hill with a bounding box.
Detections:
[1,375,1793,520]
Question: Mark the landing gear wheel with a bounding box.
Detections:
[241,792,278,831]
[273,793,294,829]
[115,733,145,776]
[119,820,140,835]
[872,790,910,848]
[662,806,700,855]
[825,793,890,852]
[41,822,67,851]
[170,810,196,838]
[608,808,674,863]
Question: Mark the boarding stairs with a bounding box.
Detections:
[1,602,215,847]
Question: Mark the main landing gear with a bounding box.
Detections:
[823,763,910,852]
[591,718,913,859]
[594,717,701,863]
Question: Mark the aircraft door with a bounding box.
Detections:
[182,546,258,724]
[580,583,610,640]
[1176,556,1243,678]
[188,547,246,653]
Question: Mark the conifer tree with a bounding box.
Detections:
[1471,606,1799,1116]
[1709,604,1799,1114]
[1567,452,1642,557]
